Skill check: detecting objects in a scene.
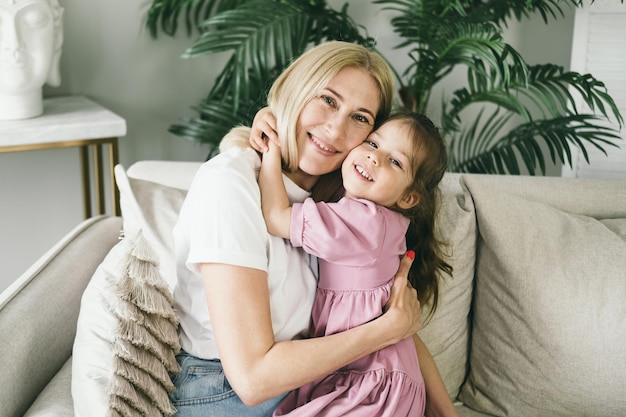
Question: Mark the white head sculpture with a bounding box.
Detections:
[0,0,63,120]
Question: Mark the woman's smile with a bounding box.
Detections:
[308,132,338,155]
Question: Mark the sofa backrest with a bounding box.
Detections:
[116,161,626,415]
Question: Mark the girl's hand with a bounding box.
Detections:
[260,132,282,168]
[250,107,278,153]
[384,251,421,340]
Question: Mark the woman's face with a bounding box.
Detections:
[293,66,380,189]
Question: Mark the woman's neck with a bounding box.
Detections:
[283,169,319,192]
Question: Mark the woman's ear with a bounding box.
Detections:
[397,190,420,210]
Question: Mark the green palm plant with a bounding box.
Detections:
[146,0,373,158]
[145,0,623,174]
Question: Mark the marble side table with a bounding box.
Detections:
[0,95,127,218]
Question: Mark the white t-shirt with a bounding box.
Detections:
[173,147,318,360]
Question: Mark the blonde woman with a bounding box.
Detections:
[171,41,457,417]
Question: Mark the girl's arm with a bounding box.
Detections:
[201,252,420,407]
[258,139,291,238]
[413,334,460,417]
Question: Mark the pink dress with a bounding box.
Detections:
[274,197,425,417]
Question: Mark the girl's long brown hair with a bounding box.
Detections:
[390,111,453,323]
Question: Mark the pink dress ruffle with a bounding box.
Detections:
[274,282,425,417]
[275,361,424,417]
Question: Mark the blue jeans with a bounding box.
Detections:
[170,351,286,417]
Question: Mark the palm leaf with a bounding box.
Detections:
[168,95,261,159]
[444,59,532,129]
[444,61,623,168]
[405,31,527,112]
[451,113,621,174]
[144,0,251,38]
[466,0,582,25]
[377,0,529,112]
[516,64,623,126]
[184,1,313,97]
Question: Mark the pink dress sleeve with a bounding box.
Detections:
[290,197,409,266]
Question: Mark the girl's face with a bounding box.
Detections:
[291,66,380,190]
[341,119,419,208]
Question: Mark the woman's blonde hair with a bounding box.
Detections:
[220,41,394,177]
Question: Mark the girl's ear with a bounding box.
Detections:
[397,190,420,210]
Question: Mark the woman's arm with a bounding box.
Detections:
[258,139,291,238]
[413,334,460,417]
[202,253,420,406]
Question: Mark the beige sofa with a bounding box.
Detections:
[2,160,625,417]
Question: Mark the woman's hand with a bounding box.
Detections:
[250,107,278,153]
[383,250,421,341]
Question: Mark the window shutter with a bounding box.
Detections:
[562,1,626,179]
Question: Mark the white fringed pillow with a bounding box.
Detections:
[106,230,181,417]
[114,165,188,290]
[72,231,180,417]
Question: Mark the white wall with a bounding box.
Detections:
[0,0,575,292]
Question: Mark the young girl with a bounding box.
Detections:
[259,111,453,417]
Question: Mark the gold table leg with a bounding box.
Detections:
[79,139,120,218]
[80,146,91,219]
[93,143,104,215]
[109,137,120,216]
[1,137,120,219]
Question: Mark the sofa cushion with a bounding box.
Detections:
[107,231,180,416]
[417,173,477,399]
[72,231,179,417]
[459,175,626,416]
[115,164,189,289]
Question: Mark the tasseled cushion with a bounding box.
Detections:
[105,230,180,417]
